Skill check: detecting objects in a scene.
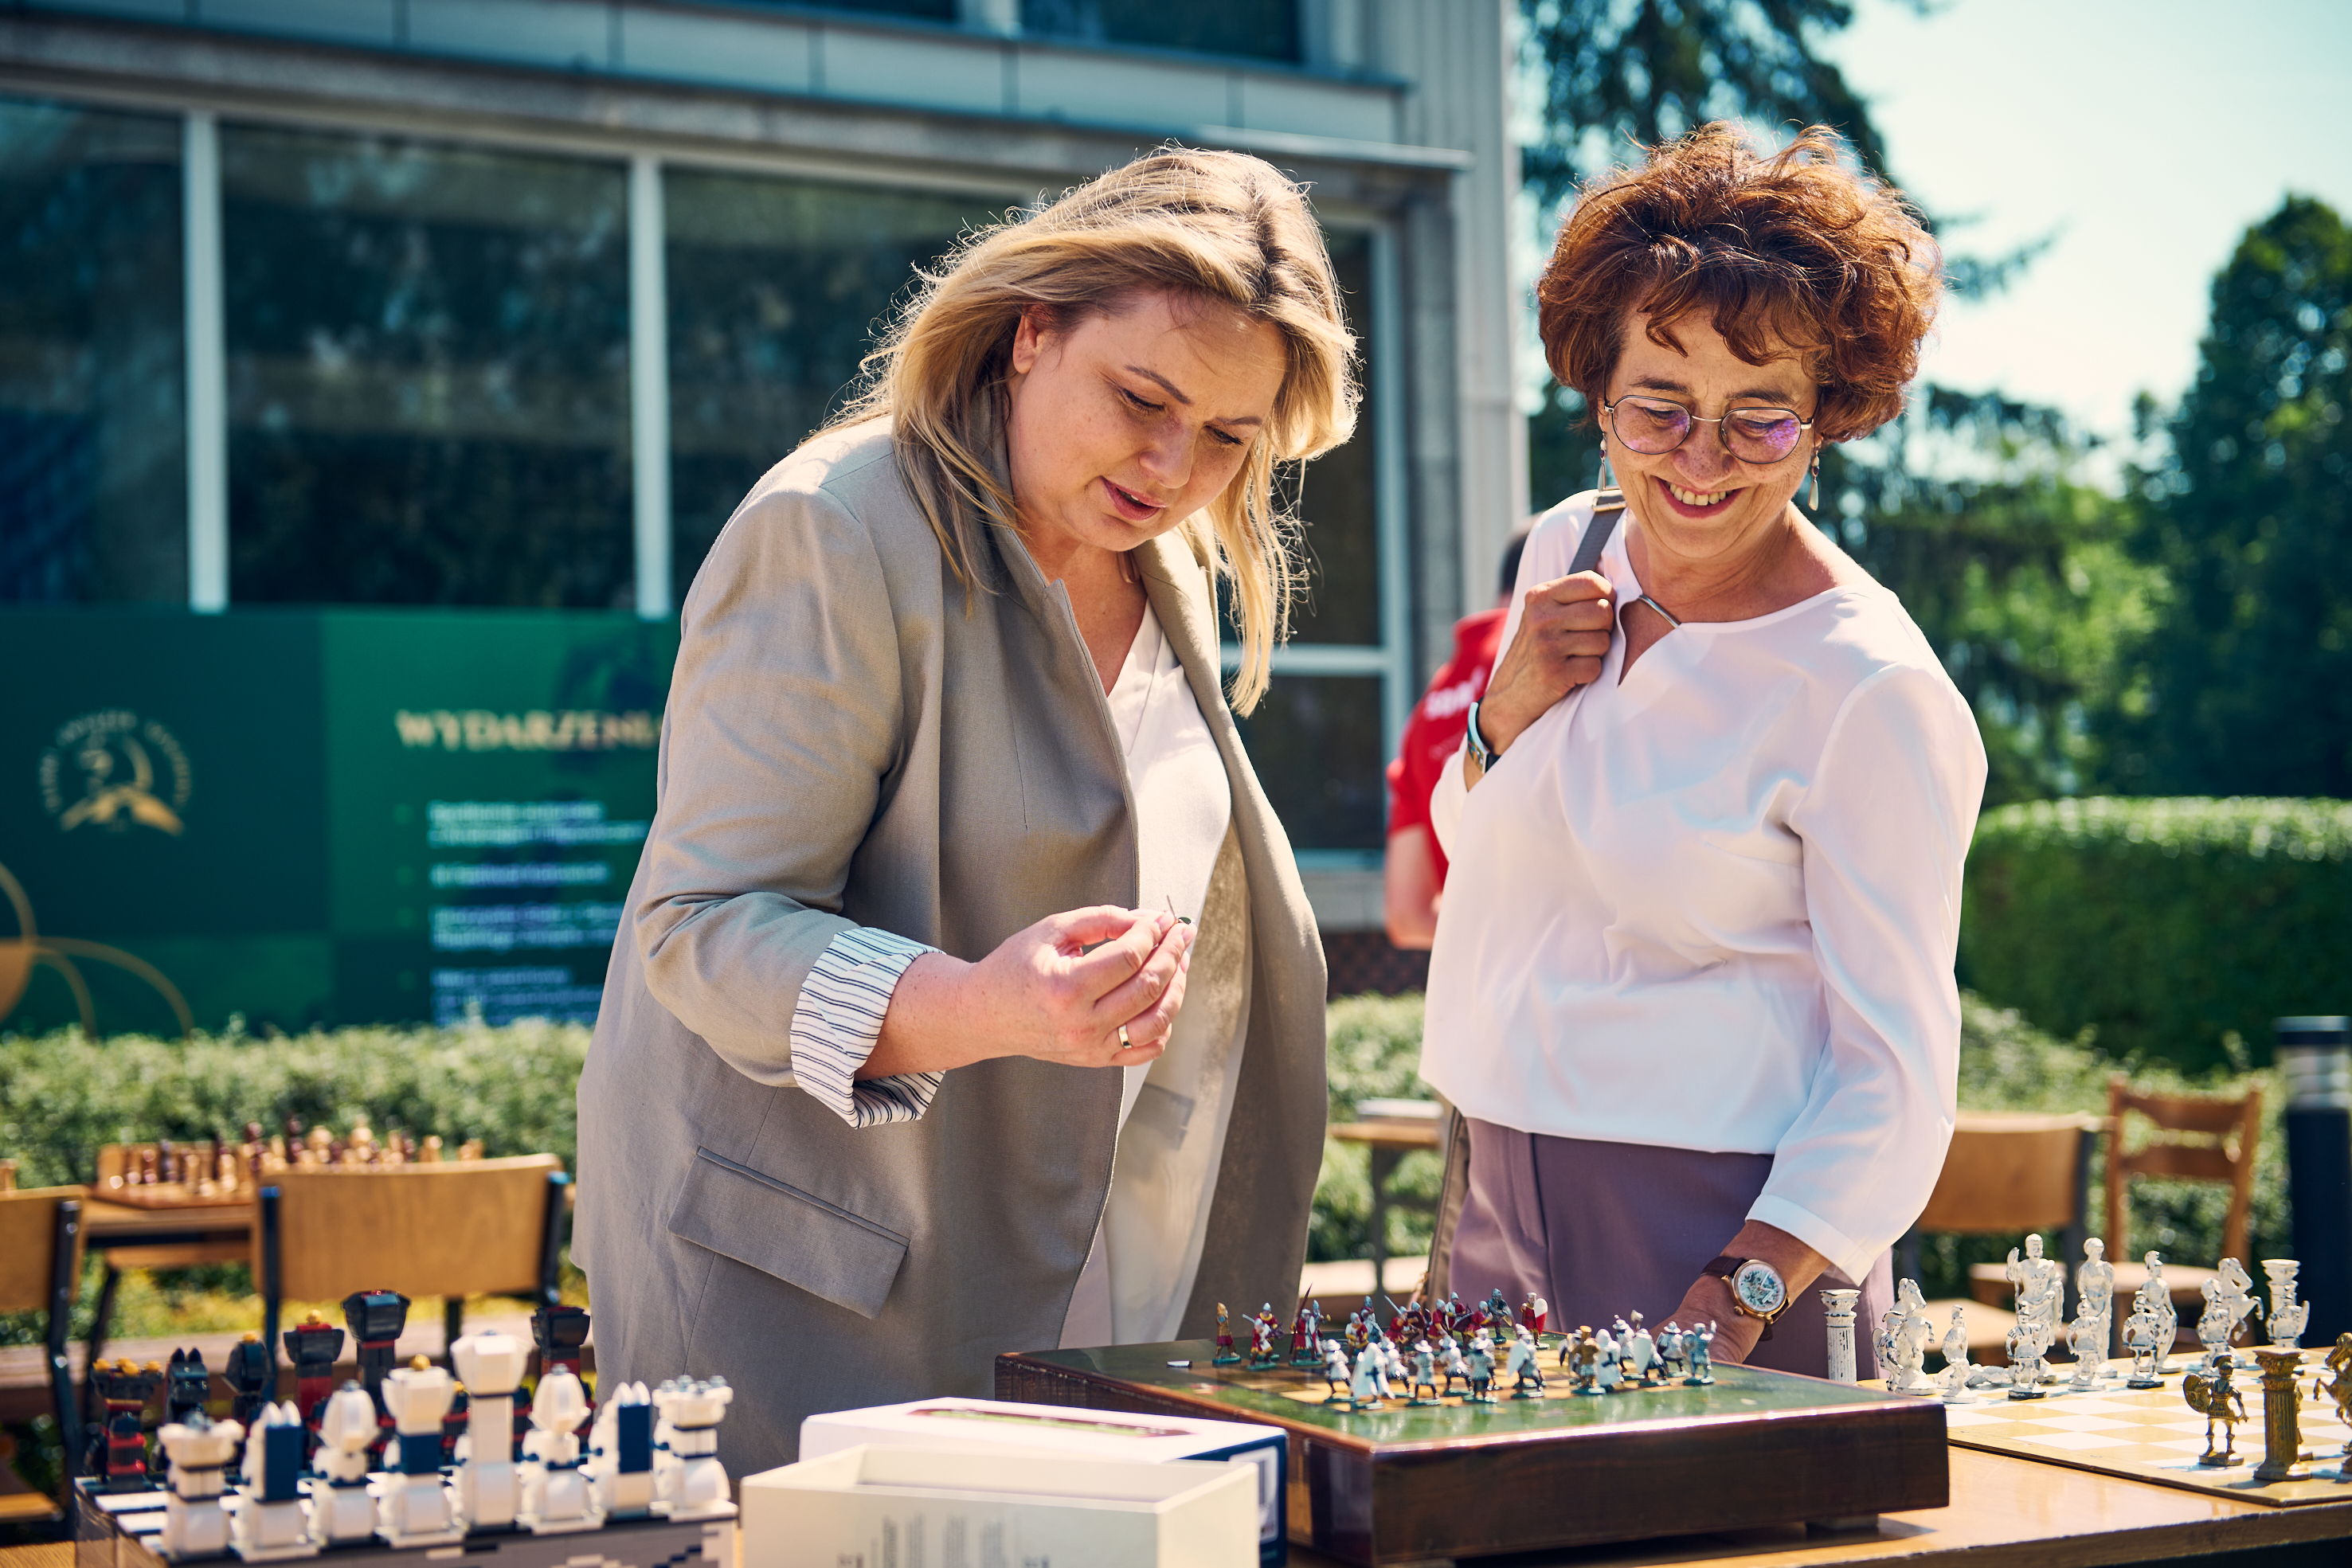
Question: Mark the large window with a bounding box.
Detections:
[1022,0,1300,61]
[663,169,986,593]
[0,96,185,604]
[221,127,634,608]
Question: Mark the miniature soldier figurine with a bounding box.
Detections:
[231,1402,315,1562]
[1566,1327,1602,1395]
[1464,1330,1497,1403]
[1627,1315,1663,1386]
[1685,1322,1716,1386]
[156,1411,245,1562]
[1213,1304,1240,1364]
[651,1376,737,1521]
[1519,1296,1548,1336]
[311,1386,379,1546]
[1249,1304,1282,1368]
[224,1332,275,1427]
[1506,1324,1547,1398]
[378,1355,463,1546]
[585,1382,658,1521]
[1347,1343,1387,1412]
[1407,1339,1441,1406]
[1289,1300,1317,1367]
[1319,1340,1352,1403]
[2183,1353,2247,1467]
[2264,1261,2310,1350]
[1656,1322,1688,1382]
[519,1368,597,1533]
[450,1329,527,1532]
[1438,1334,1470,1397]
[2076,1238,2116,1365]
[1940,1308,1973,1402]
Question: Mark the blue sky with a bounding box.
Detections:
[1826,0,2352,445]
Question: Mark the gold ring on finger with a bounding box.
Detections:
[1119,1025,1131,1048]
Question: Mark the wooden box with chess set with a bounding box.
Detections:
[996,1338,1948,1566]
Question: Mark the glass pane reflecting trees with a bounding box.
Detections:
[663,168,985,592]
[221,127,632,607]
[0,96,185,604]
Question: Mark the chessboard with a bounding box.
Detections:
[998,1338,1947,1566]
[1933,1350,2351,1506]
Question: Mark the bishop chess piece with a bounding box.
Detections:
[230,1402,315,1562]
[309,1386,378,1546]
[156,1412,243,1562]
[519,1368,598,1533]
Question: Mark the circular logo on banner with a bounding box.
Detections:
[38,710,192,836]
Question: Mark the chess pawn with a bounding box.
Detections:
[2067,1308,2104,1390]
[232,1403,315,1562]
[157,1412,245,1562]
[1939,1308,1972,1402]
[450,1330,527,1531]
[585,1383,658,1521]
[1820,1288,1861,1384]
[519,1368,599,1533]
[376,1356,461,1546]
[2263,1260,2310,1349]
[650,1376,736,1520]
[308,1386,377,1546]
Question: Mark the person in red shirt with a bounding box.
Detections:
[1383,527,1531,948]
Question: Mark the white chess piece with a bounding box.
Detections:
[652,1377,737,1520]
[377,1355,462,1546]
[519,1368,599,1533]
[1880,1280,1936,1394]
[1820,1289,1861,1384]
[449,1330,527,1531]
[232,1402,315,1562]
[157,1412,245,1562]
[309,1385,378,1546]
[2076,1238,2116,1369]
[1939,1308,1972,1402]
[2264,1259,2310,1348]
[586,1382,658,1521]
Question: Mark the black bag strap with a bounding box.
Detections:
[1568,487,1626,578]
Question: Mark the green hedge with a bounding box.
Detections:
[1963,797,2352,1074]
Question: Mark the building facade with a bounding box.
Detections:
[0,0,1523,1024]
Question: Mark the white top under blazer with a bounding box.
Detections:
[1422,491,1988,1284]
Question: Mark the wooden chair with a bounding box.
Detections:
[1896,1112,2102,1367]
[2103,1075,2264,1328]
[253,1155,568,1373]
[0,1183,88,1518]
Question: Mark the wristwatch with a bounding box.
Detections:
[1464,698,1501,780]
[1701,1255,1789,1340]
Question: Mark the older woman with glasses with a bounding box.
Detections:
[1418,124,1986,1376]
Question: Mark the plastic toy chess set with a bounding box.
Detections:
[71,1297,736,1568]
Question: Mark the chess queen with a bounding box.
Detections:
[1417,123,1983,1378]
[576,150,1352,1475]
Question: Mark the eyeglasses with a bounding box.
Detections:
[1602,395,1813,464]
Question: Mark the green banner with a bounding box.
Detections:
[1,608,675,1034]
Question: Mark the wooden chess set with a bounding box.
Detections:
[997,1335,1947,1565]
[95,1120,487,1210]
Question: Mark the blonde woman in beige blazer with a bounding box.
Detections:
[575,149,1356,1473]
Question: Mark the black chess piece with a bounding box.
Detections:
[342,1288,412,1464]
[224,1331,275,1425]
[165,1348,210,1429]
[284,1309,346,1453]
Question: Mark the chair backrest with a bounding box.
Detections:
[257,1155,562,1303]
[2103,1074,2263,1265]
[1915,1113,2102,1234]
[0,1184,88,1313]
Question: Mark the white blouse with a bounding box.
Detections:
[1059,598,1249,1349]
[1423,492,1987,1285]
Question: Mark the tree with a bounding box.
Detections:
[2103,196,2352,796]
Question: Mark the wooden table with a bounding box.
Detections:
[1328,1118,1441,1298]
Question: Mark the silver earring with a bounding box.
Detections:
[1807,454,1820,510]
[1598,451,1615,494]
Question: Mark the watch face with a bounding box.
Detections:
[1732,1261,1787,1317]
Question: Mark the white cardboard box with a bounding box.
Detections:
[742,1444,1256,1568]
[801,1397,1286,1564]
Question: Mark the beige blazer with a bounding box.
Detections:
[574,419,1328,1475]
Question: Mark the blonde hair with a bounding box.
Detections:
[832,147,1357,714]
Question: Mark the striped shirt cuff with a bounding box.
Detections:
[789,926,945,1128]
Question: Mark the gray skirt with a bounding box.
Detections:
[1449,1117,1893,1379]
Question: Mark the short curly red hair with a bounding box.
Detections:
[1536,123,1940,444]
